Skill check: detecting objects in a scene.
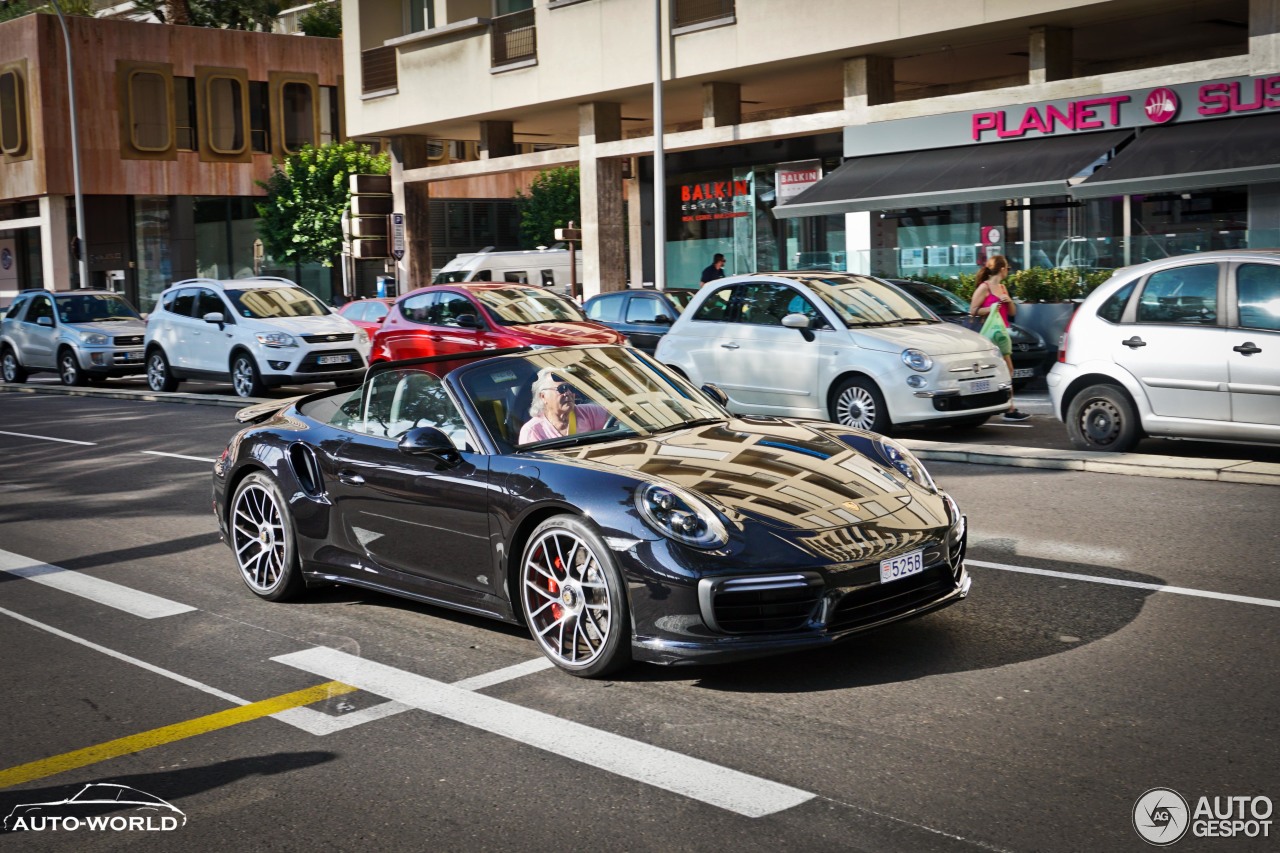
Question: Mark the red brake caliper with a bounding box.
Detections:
[549,555,563,620]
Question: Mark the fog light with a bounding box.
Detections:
[90,353,106,366]
[906,374,926,388]
[268,360,289,370]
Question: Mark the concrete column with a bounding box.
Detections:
[843,56,894,114]
[578,102,625,297]
[390,136,433,291]
[39,195,71,292]
[626,168,645,286]
[478,120,517,159]
[702,81,740,130]
[1251,0,1280,74]
[1028,26,1073,84]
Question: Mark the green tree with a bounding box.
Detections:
[515,166,580,249]
[255,141,389,268]
[131,0,281,29]
[298,0,340,37]
[1,0,96,22]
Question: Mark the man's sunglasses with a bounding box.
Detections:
[546,383,574,395]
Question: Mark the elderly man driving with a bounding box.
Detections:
[518,370,610,444]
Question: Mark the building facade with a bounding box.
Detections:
[342,0,1280,294]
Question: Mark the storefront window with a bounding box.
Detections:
[1129,187,1247,264]
[666,169,752,288]
[134,196,172,314]
[194,197,263,280]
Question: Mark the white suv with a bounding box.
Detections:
[144,277,370,398]
[1049,250,1280,451]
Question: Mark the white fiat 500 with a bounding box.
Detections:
[655,272,1011,432]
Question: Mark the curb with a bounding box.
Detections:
[5,383,1278,487]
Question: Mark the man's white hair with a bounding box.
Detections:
[529,369,566,417]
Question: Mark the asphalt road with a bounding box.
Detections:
[0,393,1277,851]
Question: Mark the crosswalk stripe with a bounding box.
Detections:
[0,548,195,618]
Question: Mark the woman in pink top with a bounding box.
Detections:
[518,370,611,444]
[970,255,1030,422]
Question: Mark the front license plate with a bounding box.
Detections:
[964,378,991,394]
[1012,368,1035,379]
[880,549,924,584]
[121,351,142,361]
[317,354,352,365]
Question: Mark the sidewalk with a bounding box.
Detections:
[4,382,1278,487]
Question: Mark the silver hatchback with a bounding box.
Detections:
[1,290,147,386]
[1049,250,1280,451]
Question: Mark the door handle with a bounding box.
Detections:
[1122,336,1147,349]
[1233,341,1262,356]
[337,470,365,486]
[429,334,443,342]
[720,342,740,350]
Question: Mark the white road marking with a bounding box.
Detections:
[451,656,554,690]
[968,559,1280,608]
[273,646,816,818]
[0,548,195,618]
[0,429,95,445]
[982,422,1034,428]
[141,450,215,463]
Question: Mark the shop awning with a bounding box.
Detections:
[1071,114,1280,198]
[773,130,1132,218]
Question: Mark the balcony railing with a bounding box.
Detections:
[672,0,735,29]
[361,45,397,95]
[492,8,536,68]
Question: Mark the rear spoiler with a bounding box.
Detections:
[234,396,302,424]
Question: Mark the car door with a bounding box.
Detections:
[1228,262,1280,427]
[622,293,676,354]
[164,287,203,370]
[690,281,823,415]
[189,287,234,373]
[1112,262,1230,421]
[318,367,497,605]
[430,290,490,355]
[20,294,57,369]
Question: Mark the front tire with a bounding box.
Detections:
[58,348,86,386]
[1066,383,1140,452]
[231,353,266,398]
[831,376,891,433]
[519,515,631,678]
[146,348,180,392]
[229,471,305,601]
[1,347,27,383]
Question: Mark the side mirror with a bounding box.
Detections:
[455,313,480,329]
[36,316,53,327]
[701,383,730,407]
[398,426,460,464]
[781,313,811,329]
[203,312,226,326]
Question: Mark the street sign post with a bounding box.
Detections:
[554,222,582,300]
[391,212,405,260]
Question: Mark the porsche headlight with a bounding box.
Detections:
[901,348,933,372]
[875,437,936,492]
[634,483,728,549]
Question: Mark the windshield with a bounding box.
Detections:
[897,281,967,316]
[473,287,585,324]
[55,294,142,323]
[225,287,329,319]
[433,270,470,283]
[803,275,938,326]
[454,345,726,450]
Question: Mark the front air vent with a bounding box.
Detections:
[698,573,822,634]
[288,443,324,497]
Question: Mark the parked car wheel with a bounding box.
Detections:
[519,515,631,678]
[230,471,304,601]
[58,347,86,386]
[146,348,180,392]
[1066,384,1140,452]
[831,376,890,433]
[1,347,27,383]
[231,353,266,398]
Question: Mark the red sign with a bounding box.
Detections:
[1198,76,1280,115]
[1144,88,1179,123]
[971,96,1128,141]
[680,179,750,222]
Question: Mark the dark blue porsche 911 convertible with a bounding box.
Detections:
[213,344,970,677]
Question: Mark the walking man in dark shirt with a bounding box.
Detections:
[700,253,727,286]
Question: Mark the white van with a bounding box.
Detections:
[432,248,583,298]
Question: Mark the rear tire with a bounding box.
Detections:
[1,347,27,383]
[1065,383,1140,452]
[231,353,266,398]
[831,376,891,433]
[146,348,180,392]
[58,348,86,386]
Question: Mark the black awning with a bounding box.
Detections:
[773,130,1132,218]
[1071,114,1280,198]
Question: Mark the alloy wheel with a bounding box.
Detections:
[521,528,615,669]
[835,384,878,430]
[232,357,260,398]
[231,482,288,595]
[1,352,19,382]
[60,352,83,386]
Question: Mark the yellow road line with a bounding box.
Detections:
[0,680,356,789]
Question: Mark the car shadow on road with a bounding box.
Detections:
[627,556,1164,693]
